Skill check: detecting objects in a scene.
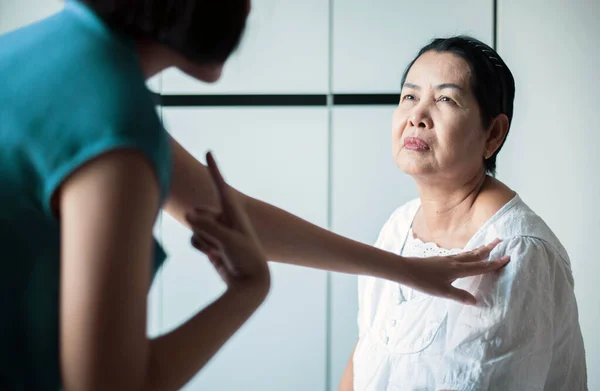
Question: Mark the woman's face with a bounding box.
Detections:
[392,51,489,182]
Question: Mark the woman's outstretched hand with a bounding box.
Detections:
[185,152,270,297]
[402,239,509,305]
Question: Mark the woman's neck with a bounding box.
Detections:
[413,170,488,246]
[135,40,175,80]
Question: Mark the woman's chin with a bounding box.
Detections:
[178,61,224,83]
[396,158,434,178]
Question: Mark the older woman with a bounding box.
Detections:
[338,36,587,391]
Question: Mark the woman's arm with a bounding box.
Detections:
[164,136,380,273]
[165,136,508,304]
[164,137,380,272]
[59,150,267,391]
[337,343,356,391]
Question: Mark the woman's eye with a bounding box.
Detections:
[438,96,454,104]
[402,94,416,101]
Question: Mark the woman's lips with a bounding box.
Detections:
[403,137,430,151]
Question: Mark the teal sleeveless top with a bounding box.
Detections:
[0,1,172,389]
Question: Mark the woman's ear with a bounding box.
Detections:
[485,114,510,157]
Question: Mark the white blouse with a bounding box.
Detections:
[354,195,587,391]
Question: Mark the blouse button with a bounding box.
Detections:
[390,320,397,327]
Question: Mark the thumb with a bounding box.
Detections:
[447,287,477,306]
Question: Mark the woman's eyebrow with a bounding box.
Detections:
[402,83,464,91]
[435,83,464,91]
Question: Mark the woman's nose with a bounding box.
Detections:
[408,106,433,129]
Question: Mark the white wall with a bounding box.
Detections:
[160,0,329,94]
[332,0,493,93]
[497,0,600,388]
[0,0,62,34]
[157,108,329,391]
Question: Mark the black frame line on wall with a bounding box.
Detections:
[153,93,400,107]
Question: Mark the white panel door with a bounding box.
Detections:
[161,0,329,94]
[158,107,329,391]
[497,0,600,389]
[329,106,419,390]
[332,0,494,93]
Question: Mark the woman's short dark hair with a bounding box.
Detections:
[79,0,248,64]
[401,36,516,176]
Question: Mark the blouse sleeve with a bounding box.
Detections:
[435,236,558,390]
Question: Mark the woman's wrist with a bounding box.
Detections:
[349,242,410,283]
